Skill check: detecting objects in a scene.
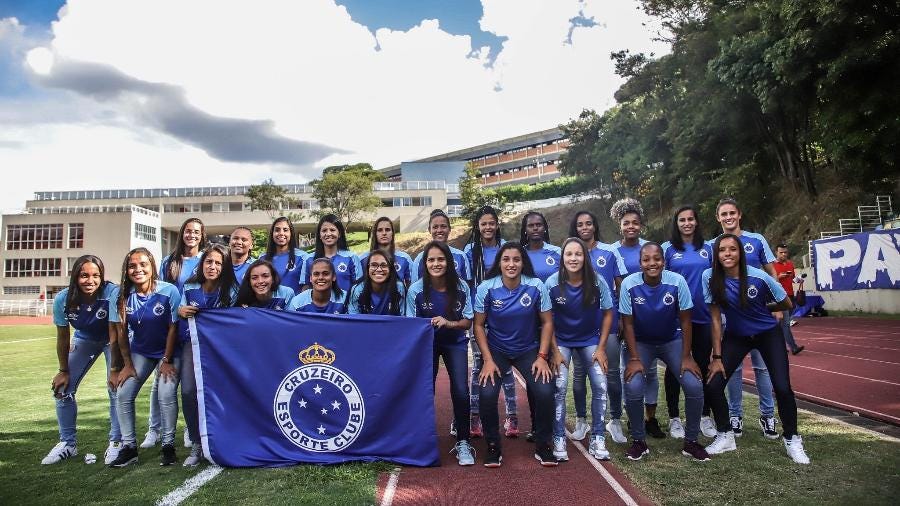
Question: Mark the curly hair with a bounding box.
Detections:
[609,197,644,224]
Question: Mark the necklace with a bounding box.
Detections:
[132,290,153,326]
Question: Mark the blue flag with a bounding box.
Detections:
[189,309,439,467]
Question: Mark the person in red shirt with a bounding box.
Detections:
[774,245,804,355]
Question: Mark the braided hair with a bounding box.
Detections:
[467,205,501,286]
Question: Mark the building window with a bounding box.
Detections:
[2,285,41,295]
[68,223,84,248]
[5,224,64,250]
[388,196,432,207]
[4,258,62,277]
[46,286,67,299]
[134,223,158,242]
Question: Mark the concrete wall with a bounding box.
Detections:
[797,267,900,314]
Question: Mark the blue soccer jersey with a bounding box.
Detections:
[53,283,117,342]
[619,270,693,343]
[232,256,256,284]
[662,241,713,325]
[287,289,347,314]
[709,232,775,270]
[406,280,474,348]
[108,281,181,359]
[703,266,787,337]
[178,282,238,342]
[474,276,551,355]
[347,281,406,315]
[464,240,506,277]
[590,242,628,332]
[412,246,472,283]
[545,272,613,348]
[246,285,295,310]
[360,250,414,285]
[610,238,649,276]
[260,248,310,294]
[525,242,562,282]
[159,254,202,292]
[300,250,362,293]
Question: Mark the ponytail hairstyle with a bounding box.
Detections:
[265,217,299,271]
[66,255,109,313]
[355,250,403,315]
[117,247,159,327]
[669,205,706,251]
[307,257,345,301]
[314,214,349,259]
[569,210,602,244]
[421,241,462,319]
[186,243,239,308]
[485,242,537,280]
[164,218,207,283]
[235,259,280,307]
[558,237,599,308]
[519,211,550,247]
[467,205,502,286]
[710,233,748,309]
[368,217,396,255]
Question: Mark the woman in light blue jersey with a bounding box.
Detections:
[361,217,413,287]
[290,258,347,314]
[301,215,361,294]
[545,238,613,461]
[228,226,256,283]
[235,259,294,310]
[42,255,121,466]
[519,211,561,282]
[703,234,810,464]
[176,244,239,466]
[347,250,405,315]
[406,241,475,465]
[412,209,471,283]
[108,248,182,468]
[260,216,309,294]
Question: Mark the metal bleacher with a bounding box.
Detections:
[808,195,894,266]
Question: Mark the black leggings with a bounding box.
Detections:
[665,323,713,418]
[704,326,799,437]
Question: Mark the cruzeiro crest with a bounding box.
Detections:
[663,292,675,306]
[747,285,759,299]
[596,256,607,268]
[744,243,754,254]
[274,343,365,452]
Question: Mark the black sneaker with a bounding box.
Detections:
[625,439,650,461]
[759,416,779,440]
[791,345,805,355]
[729,416,743,437]
[525,431,535,443]
[160,444,176,466]
[645,417,665,439]
[681,440,711,462]
[534,443,559,467]
[109,445,138,468]
[483,442,502,468]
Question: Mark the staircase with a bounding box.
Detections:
[819,195,893,239]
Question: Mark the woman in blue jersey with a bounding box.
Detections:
[107,248,182,467]
[661,206,718,439]
[474,242,558,467]
[361,217,413,287]
[290,258,347,314]
[463,206,518,438]
[715,197,778,439]
[229,226,256,283]
[545,238,614,461]
[235,260,294,310]
[43,255,121,465]
[348,250,405,315]
[413,209,471,283]
[569,210,629,443]
[519,211,561,282]
[406,241,475,465]
[301,215,362,293]
[176,244,239,466]
[619,242,709,461]
[260,216,309,294]
[703,234,810,464]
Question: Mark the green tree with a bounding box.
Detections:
[458,162,505,220]
[246,179,297,219]
[310,164,384,228]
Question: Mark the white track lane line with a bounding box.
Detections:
[801,349,900,366]
[0,336,54,344]
[790,364,900,387]
[156,465,224,506]
[511,370,639,506]
[379,467,402,506]
[808,340,900,352]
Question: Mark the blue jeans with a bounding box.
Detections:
[602,333,626,419]
[469,338,517,417]
[55,338,120,445]
[180,344,199,444]
[434,345,470,441]
[625,339,703,441]
[147,370,160,432]
[727,349,775,417]
[781,304,799,350]
[479,347,554,446]
[117,352,181,446]
[555,345,607,438]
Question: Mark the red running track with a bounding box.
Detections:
[376,370,652,506]
[741,317,900,425]
[0,316,52,325]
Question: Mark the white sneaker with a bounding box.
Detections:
[700,416,718,438]
[41,442,77,465]
[570,417,589,441]
[705,431,737,455]
[606,419,628,444]
[588,435,610,461]
[783,435,810,464]
[453,440,475,466]
[183,429,192,448]
[553,436,569,461]
[669,418,685,439]
[183,443,204,467]
[104,441,123,465]
[140,430,160,448]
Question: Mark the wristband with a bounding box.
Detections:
[58,368,69,373]
[537,351,549,361]
[109,367,121,373]
[628,357,641,363]
[162,356,173,364]
[712,354,722,360]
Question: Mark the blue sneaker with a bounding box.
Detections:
[453,440,475,466]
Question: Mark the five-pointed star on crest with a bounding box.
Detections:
[331,400,341,410]
[317,424,326,435]
[321,408,328,415]
[313,384,323,394]
[298,398,307,408]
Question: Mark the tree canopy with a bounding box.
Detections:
[311,163,385,228]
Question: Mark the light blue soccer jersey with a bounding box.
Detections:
[232,256,257,284]
[703,266,786,336]
[108,281,181,359]
[412,246,472,283]
[708,232,775,270]
[247,285,295,310]
[300,250,362,293]
[464,240,506,277]
[347,281,406,315]
[287,289,347,314]
[360,250,414,285]
[610,238,649,276]
[473,276,551,355]
[545,272,613,348]
[590,242,628,332]
[662,241,713,324]
[178,282,238,342]
[526,242,562,282]
[159,253,202,292]
[406,280,474,348]
[260,248,310,293]
[619,270,693,343]
[53,283,117,342]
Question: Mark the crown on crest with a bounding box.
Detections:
[299,342,336,365]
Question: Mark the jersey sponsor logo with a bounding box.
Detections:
[491,299,504,309]
[744,243,755,254]
[337,262,348,273]
[519,293,533,307]
[555,296,567,305]
[190,300,200,307]
[747,285,759,299]
[420,302,434,311]
[596,256,607,268]
[152,302,166,316]
[634,296,646,305]
[67,312,78,321]
[663,292,675,306]
[699,249,709,259]
[672,252,684,260]
[95,308,108,320]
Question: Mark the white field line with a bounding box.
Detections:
[790,364,900,387]
[511,370,639,506]
[379,467,402,506]
[801,349,900,366]
[156,465,223,506]
[0,336,54,344]
[806,340,900,352]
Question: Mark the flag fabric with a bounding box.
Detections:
[812,230,900,291]
[189,308,439,467]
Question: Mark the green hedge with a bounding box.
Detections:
[494,176,584,203]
